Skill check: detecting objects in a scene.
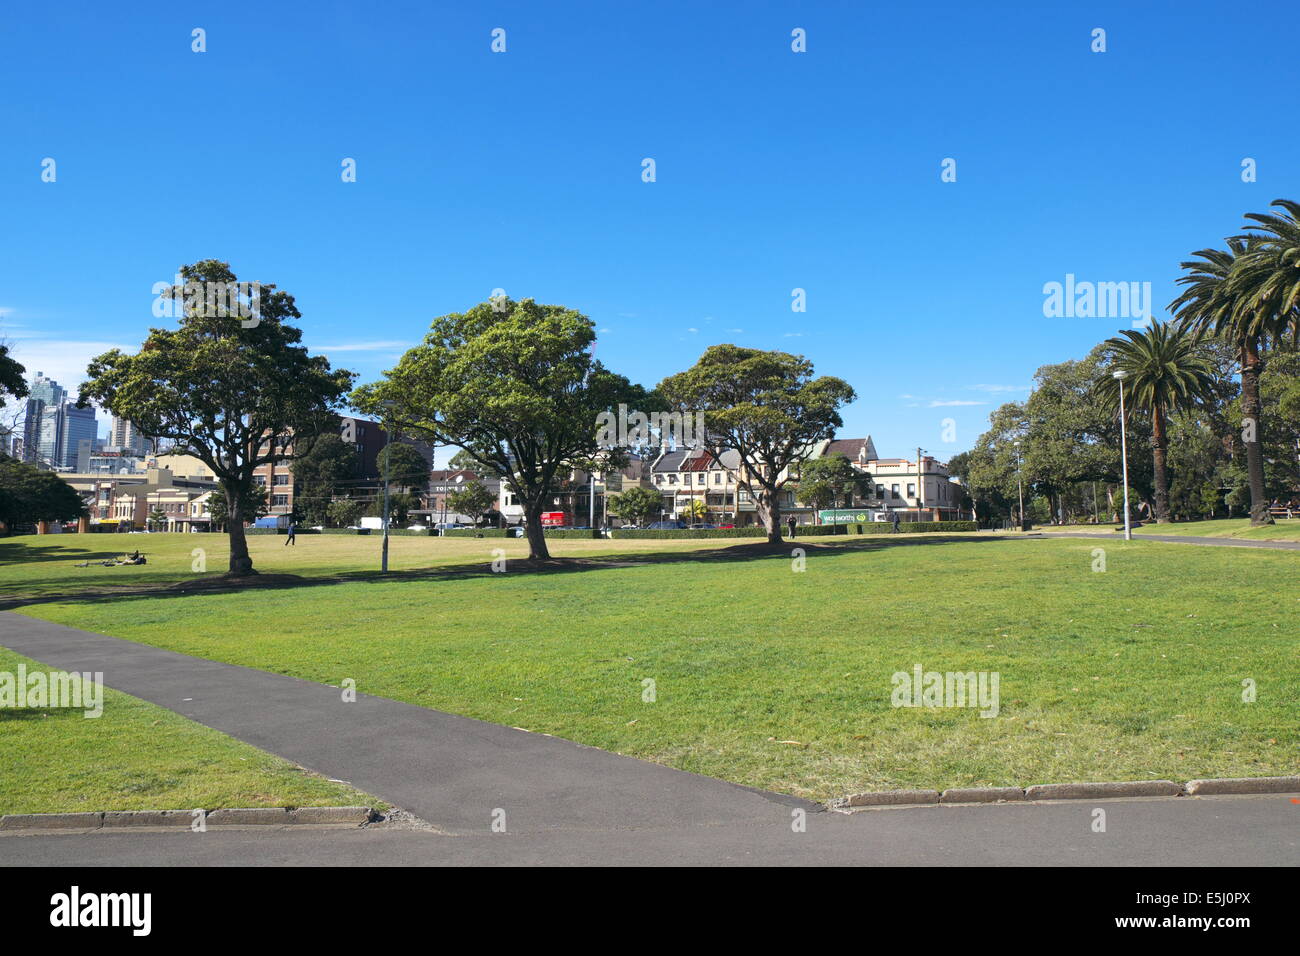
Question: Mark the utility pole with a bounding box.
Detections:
[1113,369,1132,541]
[916,447,925,521]
[1013,439,1024,530]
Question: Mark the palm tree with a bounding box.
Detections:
[1170,238,1275,524]
[682,497,707,527]
[1239,198,1300,347]
[1096,323,1216,523]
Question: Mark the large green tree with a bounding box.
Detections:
[290,431,358,527]
[658,346,855,543]
[1095,323,1217,523]
[377,442,430,493]
[0,455,86,533]
[352,297,647,559]
[79,260,355,574]
[608,484,662,526]
[445,482,497,526]
[797,453,869,519]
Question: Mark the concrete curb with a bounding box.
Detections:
[1185,776,1300,796]
[0,806,374,831]
[831,776,1300,809]
[939,787,1026,804]
[830,789,938,809]
[1024,780,1183,800]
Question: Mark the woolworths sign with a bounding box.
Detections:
[819,509,870,524]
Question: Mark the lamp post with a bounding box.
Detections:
[1113,369,1132,541]
[1013,439,1024,531]
[377,401,397,573]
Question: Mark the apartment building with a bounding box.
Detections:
[250,416,433,518]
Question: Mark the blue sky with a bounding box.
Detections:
[2,1,1297,461]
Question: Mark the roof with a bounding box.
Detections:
[823,437,877,462]
[651,448,691,473]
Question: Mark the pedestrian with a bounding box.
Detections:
[890,510,900,533]
[786,515,796,538]
[284,522,296,546]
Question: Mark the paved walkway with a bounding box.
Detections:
[1033,531,1300,550]
[2,613,1296,865]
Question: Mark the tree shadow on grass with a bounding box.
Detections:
[0,541,133,565]
[0,534,1013,613]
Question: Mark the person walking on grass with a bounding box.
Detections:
[786,515,796,538]
[284,522,296,546]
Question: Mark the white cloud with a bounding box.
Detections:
[309,340,410,353]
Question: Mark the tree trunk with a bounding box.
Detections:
[1240,340,1273,526]
[522,501,551,560]
[1151,404,1171,523]
[757,488,783,545]
[226,489,256,575]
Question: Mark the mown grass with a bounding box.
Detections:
[3,532,1295,801]
[0,645,382,815]
[1029,518,1300,542]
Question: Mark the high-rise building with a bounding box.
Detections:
[109,414,154,455]
[21,372,66,465]
[58,405,97,469]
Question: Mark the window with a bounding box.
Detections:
[875,484,885,497]
[891,484,900,497]
[254,475,267,487]
[668,475,676,484]
[713,472,721,484]
[272,495,289,507]
[907,483,916,498]
[273,474,290,486]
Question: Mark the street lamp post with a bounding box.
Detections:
[1013,439,1024,531]
[1113,369,1132,541]
[377,401,397,573]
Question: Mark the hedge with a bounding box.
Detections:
[444,528,511,538]
[854,520,979,534]
[611,527,767,539]
[611,520,978,539]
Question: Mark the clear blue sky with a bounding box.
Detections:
[2,1,1297,460]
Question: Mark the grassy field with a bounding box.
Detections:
[2,530,1295,801]
[0,644,380,815]
[1027,518,1300,542]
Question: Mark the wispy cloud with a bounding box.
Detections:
[310,340,411,352]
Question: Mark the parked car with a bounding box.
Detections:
[407,523,428,531]
[646,520,688,530]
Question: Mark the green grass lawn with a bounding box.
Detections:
[0,644,381,815]
[2,531,1296,801]
[1027,518,1300,542]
